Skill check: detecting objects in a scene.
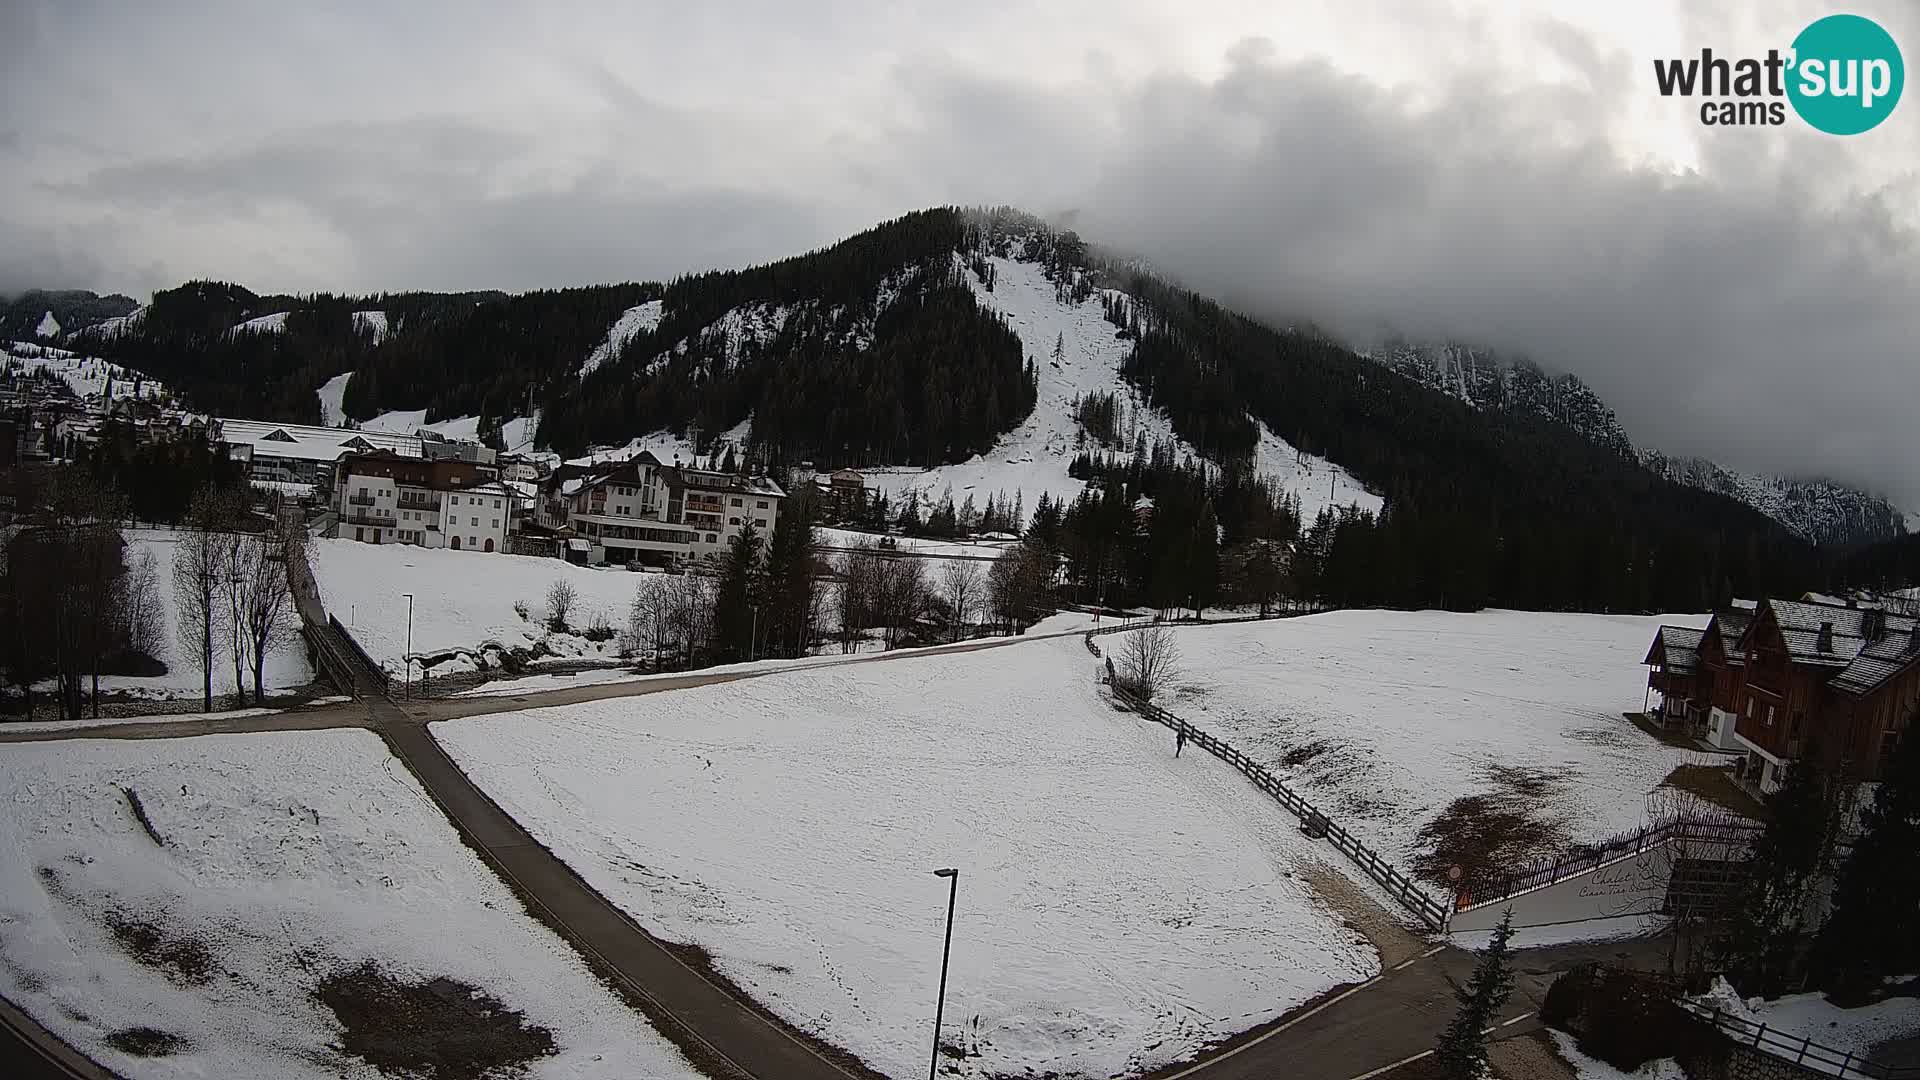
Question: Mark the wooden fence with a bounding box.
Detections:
[1090,631,1450,931]
[1675,999,1920,1079]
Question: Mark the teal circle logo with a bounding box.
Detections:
[1787,14,1903,135]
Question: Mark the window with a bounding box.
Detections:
[469,536,477,548]
[471,516,480,527]
[705,533,717,544]
[492,499,501,509]
[757,500,768,509]
[491,519,499,528]
[730,497,742,507]
[1765,705,1775,727]
[729,517,740,526]
[1745,699,1754,719]
[755,518,767,529]
[450,496,459,505]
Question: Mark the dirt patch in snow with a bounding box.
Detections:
[1301,862,1427,968]
[106,1026,191,1057]
[1280,739,1334,768]
[314,962,556,1080]
[101,910,215,986]
[1411,765,1574,888]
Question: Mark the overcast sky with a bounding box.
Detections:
[4,0,1917,505]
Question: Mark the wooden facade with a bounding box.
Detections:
[1646,595,1920,793]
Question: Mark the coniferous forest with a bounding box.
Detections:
[30,206,1844,613]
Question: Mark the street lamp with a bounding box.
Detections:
[401,592,414,697]
[928,867,959,1080]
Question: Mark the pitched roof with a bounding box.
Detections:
[1650,625,1706,674]
[216,417,423,461]
[1710,605,1756,663]
[1764,598,1918,669]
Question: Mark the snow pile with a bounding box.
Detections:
[229,311,289,335]
[1692,978,1920,1069]
[435,635,1377,1079]
[350,309,388,343]
[35,310,60,338]
[1547,1031,1688,1080]
[1165,610,1707,866]
[314,371,352,427]
[307,538,638,677]
[579,300,663,378]
[0,729,700,1080]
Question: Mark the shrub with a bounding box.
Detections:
[544,580,578,633]
[582,613,616,643]
[1542,964,1722,1073]
[512,600,530,621]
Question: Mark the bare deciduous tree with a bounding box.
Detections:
[119,548,166,663]
[940,559,982,643]
[173,487,231,713]
[1117,624,1179,701]
[235,531,297,704]
[546,578,579,633]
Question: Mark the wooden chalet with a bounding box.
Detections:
[1645,594,1920,794]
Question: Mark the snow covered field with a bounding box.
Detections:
[0,729,700,1079]
[86,530,313,700]
[435,635,1376,1079]
[1164,610,1708,871]
[307,538,637,677]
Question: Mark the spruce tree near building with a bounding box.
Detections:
[760,484,818,659]
[1435,909,1515,1080]
[1712,748,1842,997]
[1810,724,1920,1003]
[713,521,764,662]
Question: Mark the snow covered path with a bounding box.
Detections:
[434,635,1378,1080]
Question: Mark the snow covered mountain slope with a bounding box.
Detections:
[860,256,1378,521]
[351,309,389,343]
[1641,452,1908,547]
[579,300,663,378]
[315,371,352,426]
[1371,339,1903,546]
[1370,341,1632,455]
[4,341,169,403]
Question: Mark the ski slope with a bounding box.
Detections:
[579,300,663,378]
[866,256,1377,524]
[314,371,351,426]
[3,342,169,403]
[0,729,700,1080]
[434,635,1376,1079]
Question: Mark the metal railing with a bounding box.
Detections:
[1457,818,1764,913]
[348,493,376,506]
[327,615,391,693]
[1676,999,1920,1079]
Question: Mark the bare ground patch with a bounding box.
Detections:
[101,910,215,986]
[1412,765,1574,889]
[1301,862,1428,968]
[314,962,557,1080]
[106,1026,191,1057]
[1661,762,1767,820]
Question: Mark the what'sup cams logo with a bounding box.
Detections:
[1653,13,1903,134]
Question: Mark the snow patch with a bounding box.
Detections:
[2,343,168,403]
[315,371,352,427]
[34,310,60,338]
[1253,421,1384,521]
[350,309,388,343]
[579,300,663,378]
[229,311,289,335]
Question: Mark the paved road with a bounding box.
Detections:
[0,595,1676,1080]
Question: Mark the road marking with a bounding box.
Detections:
[1392,945,1447,971]
[1501,1011,1535,1027]
[1348,1049,1433,1079]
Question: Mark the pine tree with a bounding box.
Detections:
[1186,499,1220,618]
[1811,726,1920,1002]
[712,522,763,662]
[1713,749,1839,997]
[761,488,817,659]
[1435,910,1516,1079]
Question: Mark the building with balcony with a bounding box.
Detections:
[1644,594,1920,795]
[331,450,517,552]
[539,451,784,565]
[216,418,424,489]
